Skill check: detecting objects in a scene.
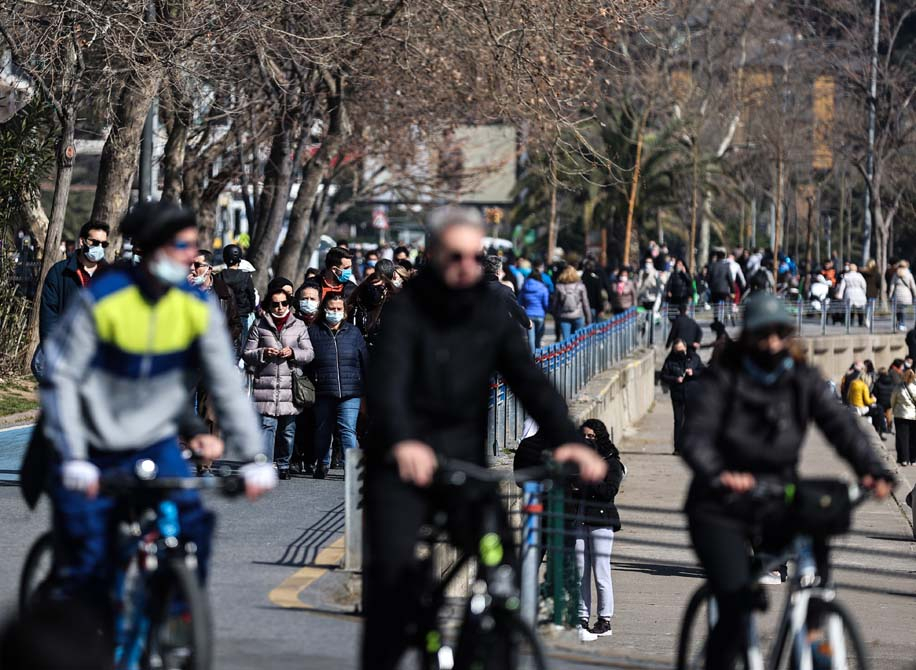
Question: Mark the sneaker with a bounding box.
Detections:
[313,464,327,480]
[576,619,597,643]
[758,570,782,586]
[278,469,290,481]
[591,617,613,637]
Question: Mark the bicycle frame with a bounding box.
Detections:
[704,535,849,670]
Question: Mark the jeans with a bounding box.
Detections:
[315,396,361,467]
[49,438,214,602]
[527,317,545,352]
[574,525,615,620]
[559,317,586,341]
[238,313,255,356]
[261,414,297,470]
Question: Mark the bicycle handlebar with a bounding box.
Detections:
[435,456,578,488]
[99,459,245,498]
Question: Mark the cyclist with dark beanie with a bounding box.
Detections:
[363,206,606,670]
[680,293,893,670]
[39,202,276,620]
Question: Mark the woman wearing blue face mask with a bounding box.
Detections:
[307,294,369,479]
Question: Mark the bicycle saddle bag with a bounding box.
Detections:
[790,479,853,536]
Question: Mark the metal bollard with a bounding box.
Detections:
[344,449,365,571]
[520,481,543,626]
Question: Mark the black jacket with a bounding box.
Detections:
[666,314,703,350]
[485,274,530,330]
[681,349,887,495]
[707,260,732,296]
[906,328,916,361]
[307,321,369,399]
[581,270,608,313]
[368,269,579,465]
[665,270,693,304]
[573,454,624,530]
[873,372,897,409]
[39,253,105,342]
[221,268,256,316]
[660,350,704,401]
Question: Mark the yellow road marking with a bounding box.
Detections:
[268,536,345,609]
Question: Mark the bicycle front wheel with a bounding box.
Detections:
[786,597,868,670]
[144,557,212,670]
[454,609,548,670]
[677,584,714,670]
[18,531,54,616]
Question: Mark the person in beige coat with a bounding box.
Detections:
[890,368,916,466]
[244,285,314,478]
[889,260,916,331]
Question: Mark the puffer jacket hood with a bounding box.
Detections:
[243,314,314,416]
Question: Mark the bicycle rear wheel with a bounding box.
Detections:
[18,531,54,616]
[144,557,212,670]
[785,598,868,670]
[677,584,713,670]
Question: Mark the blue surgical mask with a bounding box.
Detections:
[367,260,377,268]
[300,299,319,314]
[338,268,352,283]
[191,271,209,286]
[84,244,105,263]
[325,311,344,325]
[150,254,190,286]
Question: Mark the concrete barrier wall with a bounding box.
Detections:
[797,333,908,381]
[567,347,657,440]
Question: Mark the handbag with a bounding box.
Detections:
[790,479,854,536]
[291,366,316,408]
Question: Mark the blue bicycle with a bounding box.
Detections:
[19,458,245,670]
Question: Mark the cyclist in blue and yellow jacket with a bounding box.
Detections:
[40,202,276,609]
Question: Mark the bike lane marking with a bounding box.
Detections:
[268,535,345,609]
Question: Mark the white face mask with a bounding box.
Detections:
[150,253,190,286]
[300,299,319,314]
[325,310,344,325]
[191,270,209,286]
[392,277,404,289]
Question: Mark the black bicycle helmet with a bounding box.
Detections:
[119,201,196,251]
[223,244,243,266]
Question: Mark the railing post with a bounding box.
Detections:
[491,381,499,457]
[892,297,898,332]
[867,298,875,333]
[821,299,827,335]
[548,484,565,626]
[796,297,803,333]
[520,481,543,626]
[344,449,365,571]
[845,299,851,335]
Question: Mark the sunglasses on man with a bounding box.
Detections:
[446,251,486,265]
[192,261,210,270]
[85,239,109,248]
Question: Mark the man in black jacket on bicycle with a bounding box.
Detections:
[363,206,605,670]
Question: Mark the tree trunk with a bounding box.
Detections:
[803,196,815,277]
[688,140,699,273]
[22,190,49,249]
[160,89,190,204]
[773,153,785,277]
[247,111,298,293]
[838,170,846,264]
[699,181,714,267]
[90,70,163,251]
[276,92,345,281]
[24,109,76,371]
[547,151,558,264]
[622,110,648,267]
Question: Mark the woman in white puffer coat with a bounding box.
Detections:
[837,263,868,327]
[889,260,916,331]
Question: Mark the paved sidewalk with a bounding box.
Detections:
[547,389,916,668]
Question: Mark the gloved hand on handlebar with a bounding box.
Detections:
[239,461,278,500]
[62,460,101,498]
